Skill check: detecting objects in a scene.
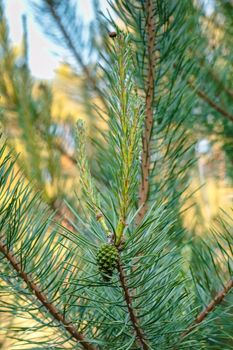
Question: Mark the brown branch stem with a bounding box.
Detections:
[203,66,233,100]
[117,259,149,350]
[0,239,97,350]
[188,49,233,100]
[181,279,233,338]
[188,80,233,123]
[136,0,156,224]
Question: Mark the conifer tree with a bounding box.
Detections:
[0,0,232,349]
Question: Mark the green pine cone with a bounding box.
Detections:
[96,244,119,281]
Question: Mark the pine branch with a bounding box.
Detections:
[0,238,97,350]
[117,259,149,350]
[181,279,233,339]
[174,59,233,122]
[189,81,233,123]
[43,0,107,109]
[199,60,233,100]
[136,0,156,224]
[187,45,233,100]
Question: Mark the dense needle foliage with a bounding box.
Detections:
[0,0,232,349]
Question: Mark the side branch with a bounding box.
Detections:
[0,239,96,350]
[202,66,233,100]
[45,1,107,109]
[117,259,149,350]
[173,61,233,123]
[189,81,233,123]
[181,279,233,338]
[188,50,233,100]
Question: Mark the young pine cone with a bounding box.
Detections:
[96,244,119,281]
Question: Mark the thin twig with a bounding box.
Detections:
[188,80,233,123]
[173,61,233,123]
[45,1,107,109]
[181,279,233,338]
[0,239,97,350]
[202,65,233,100]
[136,0,156,224]
[117,259,149,350]
[187,49,233,100]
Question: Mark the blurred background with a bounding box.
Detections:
[0,0,232,348]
